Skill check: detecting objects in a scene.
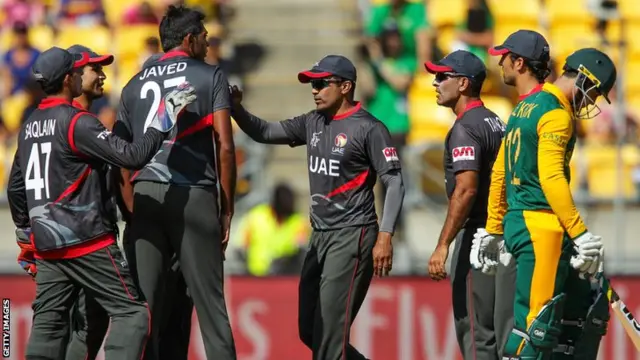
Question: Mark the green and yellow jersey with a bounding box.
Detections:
[486,83,587,239]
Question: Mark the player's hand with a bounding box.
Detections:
[497,239,513,267]
[428,244,449,281]
[570,232,603,278]
[220,214,232,261]
[470,228,500,275]
[150,82,198,133]
[373,232,393,277]
[229,85,243,107]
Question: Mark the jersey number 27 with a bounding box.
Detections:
[140,76,186,133]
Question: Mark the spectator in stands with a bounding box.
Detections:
[451,0,494,64]
[206,35,242,87]
[0,21,40,97]
[365,0,433,67]
[1,0,45,28]
[123,1,159,25]
[236,183,310,276]
[57,0,107,27]
[139,36,162,68]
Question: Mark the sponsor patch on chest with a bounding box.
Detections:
[452,146,475,162]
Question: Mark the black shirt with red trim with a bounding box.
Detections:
[443,100,505,224]
[114,50,231,187]
[280,102,401,230]
[7,97,165,258]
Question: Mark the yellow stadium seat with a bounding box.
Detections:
[0,29,12,50]
[28,25,55,52]
[102,65,115,94]
[410,73,437,93]
[618,0,640,21]
[435,26,458,55]
[624,60,640,94]
[1,93,29,133]
[428,0,466,28]
[584,144,640,199]
[546,0,596,26]
[117,58,143,89]
[104,0,146,26]
[407,91,454,144]
[487,0,540,25]
[482,96,513,123]
[56,26,111,55]
[114,25,159,62]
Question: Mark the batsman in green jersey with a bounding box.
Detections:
[470,33,618,359]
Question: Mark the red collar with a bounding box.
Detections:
[159,50,190,61]
[518,83,544,101]
[456,100,484,120]
[72,100,86,110]
[333,102,362,120]
[38,97,71,110]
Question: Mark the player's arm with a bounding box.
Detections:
[486,139,507,235]
[366,122,405,234]
[437,124,481,247]
[537,109,587,238]
[212,70,237,223]
[7,150,30,229]
[112,99,135,220]
[231,104,308,146]
[71,113,165,170]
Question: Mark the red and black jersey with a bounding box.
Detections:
[443,100,505,224]
[114,51,231,187]
[280,102,401,230]
[7,97,165,258]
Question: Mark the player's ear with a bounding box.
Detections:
[458,77,471,93]
[341,80,353,95]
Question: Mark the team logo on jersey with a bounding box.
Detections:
[311,131,322,147]
[452,146,475,162]
[97,130,111,140]
[382,147,399,162]
[332,133,348,155]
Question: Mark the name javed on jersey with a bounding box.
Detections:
[25,119,56,140]
[452,146,475,162]
[139,62,187,81]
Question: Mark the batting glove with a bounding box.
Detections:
[570,232,603,278]
[148,82,198,133]
[470,228,500,275]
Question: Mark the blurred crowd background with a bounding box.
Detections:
[0,0,639,276]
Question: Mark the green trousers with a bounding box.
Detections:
[502,210,602,359]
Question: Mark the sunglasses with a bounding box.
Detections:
[435,72,468,82]
[310,78,343,90]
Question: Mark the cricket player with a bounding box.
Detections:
[7,46,196,359]
[471,47,616,359]
[230,54,404,360]
[425,50,515,359]
[114,5,237,360]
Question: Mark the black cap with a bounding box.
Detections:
[425,50,487,80]
[32,47,89,87]
[489,30,550,61]
[298,55,357,83]
[67,44,114,66]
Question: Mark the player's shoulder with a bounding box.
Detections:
[530,90,563,114]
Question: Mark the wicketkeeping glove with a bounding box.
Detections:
[570,232,603,278]
[470,228,500,275]
[148,82,198,133]
[15,228,36,278]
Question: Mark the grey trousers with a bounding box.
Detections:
[298,224,378,360]
[450,225,516,360]
[26,244,149,360]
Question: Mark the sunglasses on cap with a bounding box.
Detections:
[310,78,344,90]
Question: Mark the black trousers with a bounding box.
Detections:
[26,244,149,360]
[450,225,516,360]
[298,224,377,360]
[65,289,109,360]
[130,181,236,360]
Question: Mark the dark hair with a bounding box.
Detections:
[510,53,551,82]
[159,5,206,52]
[469,79,483,97]
[40,80,64,95]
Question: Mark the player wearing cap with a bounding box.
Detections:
[113,5,237,360]
[7,46,195,359]
[230,54,404,360]
[425,50,515,359]
[471,48,616,359]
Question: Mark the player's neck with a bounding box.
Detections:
[331,100,357,118]
[76,94,91,111]
[49,90,74,104]
[453,96,479,117]
[516,77,543,97]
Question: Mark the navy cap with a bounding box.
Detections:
[298,55,357,83]
[67,44,114,66]
[425,50,487,80]
[32,47,89,87]
[489,30,550,61]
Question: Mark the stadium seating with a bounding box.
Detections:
[584,144,640,199]
[428,0,466,29]
[487,0,541,28]
[56,25,111,56]
[407,73,453,144]
[482,96,513,123]
[103,0,147,26]
[114,25,159,62]
[0,93,29,134]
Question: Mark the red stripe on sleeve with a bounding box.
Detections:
[68,111,88,155]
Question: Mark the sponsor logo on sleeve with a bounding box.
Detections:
[97,130,112,140]
[382,147,399,162]
[452,146,475,162]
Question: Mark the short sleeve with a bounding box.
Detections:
[280,113,310,147]
[113,97,132,142]
[212,68,231,113]
[365,121,402,175]
[448,123,482,173]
